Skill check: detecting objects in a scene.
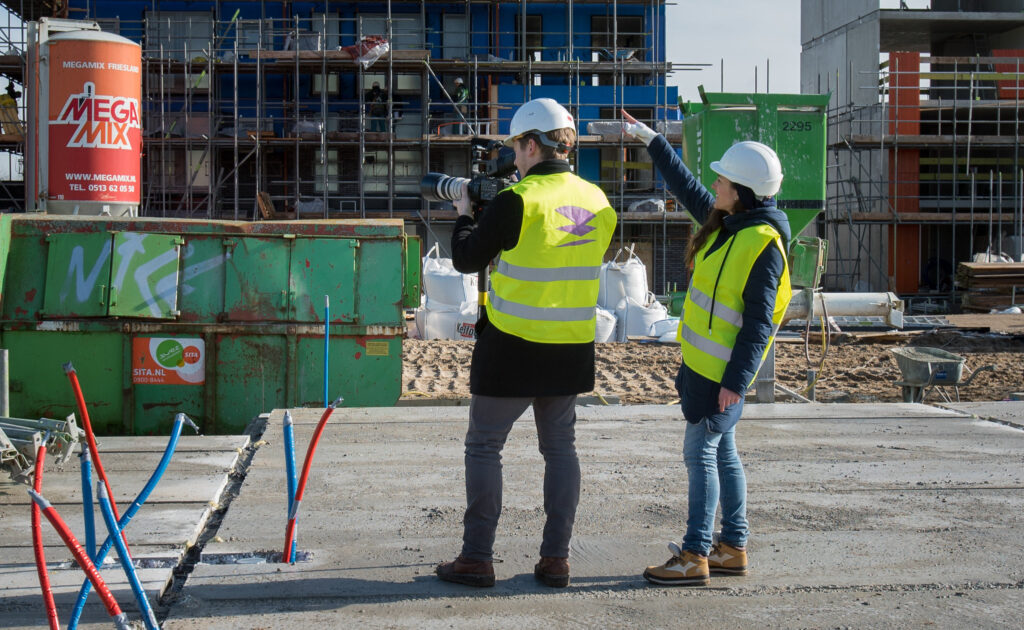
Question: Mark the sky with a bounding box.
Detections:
[664,0,803,101]
[664,0,933,100]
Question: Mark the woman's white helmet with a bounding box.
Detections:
[710,141,784,198]
[503,98,576,147]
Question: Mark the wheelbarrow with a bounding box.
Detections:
[890,346,995,403]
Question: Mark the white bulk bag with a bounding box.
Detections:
[594,307,617,343]
[658,328,681,344]
[415,305,450,340]
[648,317,680,338]
[416,301,478,341]
[598,244,649,310]
[422,243,477,307]
[615,293,669,341]
[453,301,478,340]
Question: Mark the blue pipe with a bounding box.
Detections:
[79,448,96,561]
[283,410,298,560]
[323,294,330,407]
[68,413,198,630]
[97,481,158,630]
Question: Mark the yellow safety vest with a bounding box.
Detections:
[677,224,792,384]
[487,171,616,343]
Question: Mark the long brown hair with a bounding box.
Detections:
[686,180,750,266]
[685,209,727,267]
[687,204,754,266]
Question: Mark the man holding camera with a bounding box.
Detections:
[436,98,616,588]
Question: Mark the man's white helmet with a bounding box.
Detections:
[710,141,784,198]
[503,98,576,147]
[454,77,464,85]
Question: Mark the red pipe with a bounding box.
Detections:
[64,363,130,552]
[283,397,343,563]
[27,489,128,628]
[31,444,59,630]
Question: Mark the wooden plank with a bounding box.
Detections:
[90,436,246,454]
[249,49,428,61]
[845,212,1019,223]
[840,133,1018,147]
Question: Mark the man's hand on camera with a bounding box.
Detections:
[454,181,473,218]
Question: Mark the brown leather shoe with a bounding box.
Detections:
[534,556,570,588]
[435,555,495,587]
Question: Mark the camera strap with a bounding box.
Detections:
[534,133,575,154]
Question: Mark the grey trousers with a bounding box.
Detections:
[461,394,580,562]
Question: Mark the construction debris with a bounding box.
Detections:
[0,414,85,484]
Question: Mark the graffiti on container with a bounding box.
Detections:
[59,239,112,304]
[57,234,226,317]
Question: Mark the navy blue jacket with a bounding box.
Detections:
[646,134,791,433]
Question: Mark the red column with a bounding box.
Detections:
[887,52,921,294]
[992,49,1024,99]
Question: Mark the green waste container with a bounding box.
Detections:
[679,87,830,237]
[0,215,421,435]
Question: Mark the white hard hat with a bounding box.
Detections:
[503,98,576,147]
[710,141,784,198]
[454,77,464,84]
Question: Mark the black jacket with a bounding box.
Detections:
[451,160,597,397]
[647,134,791,432]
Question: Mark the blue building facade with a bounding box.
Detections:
[4,1,688,290]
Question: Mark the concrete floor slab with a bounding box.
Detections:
[0,434,247,629]
[157,403,1023,629]
[940,401,1024,429]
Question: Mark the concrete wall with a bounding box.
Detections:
[801,1,890,292]
[801,0,881,108]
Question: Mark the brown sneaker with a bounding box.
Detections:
[708,541,748,576]
[435,555,495,587]
[534,556,570,588]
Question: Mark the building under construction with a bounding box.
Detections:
[802,0,1024,310]
[0,0,693,293]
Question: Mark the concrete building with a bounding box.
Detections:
[802,0,1024,310]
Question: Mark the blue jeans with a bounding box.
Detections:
[682,418,748,556]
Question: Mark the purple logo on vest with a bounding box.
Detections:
[554,205,597,247]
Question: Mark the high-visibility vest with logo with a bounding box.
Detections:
[487,171,616,343]
[677,224,792,384]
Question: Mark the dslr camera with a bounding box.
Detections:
[420,139,517,206]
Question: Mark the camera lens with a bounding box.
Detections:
[420,173,470,203]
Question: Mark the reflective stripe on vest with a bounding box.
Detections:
[486,171,616,344]
[494,259,601,282]
[679,223,792,384]
[679,324,734,363]
[488,290,596,322]
[687,285,745,329]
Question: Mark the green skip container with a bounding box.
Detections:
[679,88,831,238]
[0,215,421,435]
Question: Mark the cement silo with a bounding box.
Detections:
[26,19,141,216]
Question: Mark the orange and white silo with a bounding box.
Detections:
[29,24,141,215]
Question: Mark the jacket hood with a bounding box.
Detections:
[722,199,791,252]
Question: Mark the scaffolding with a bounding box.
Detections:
[0,0,704,293]
[0,6,25,210]
[825,51,1024,311]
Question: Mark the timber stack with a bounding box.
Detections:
[957,262,1024,311]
